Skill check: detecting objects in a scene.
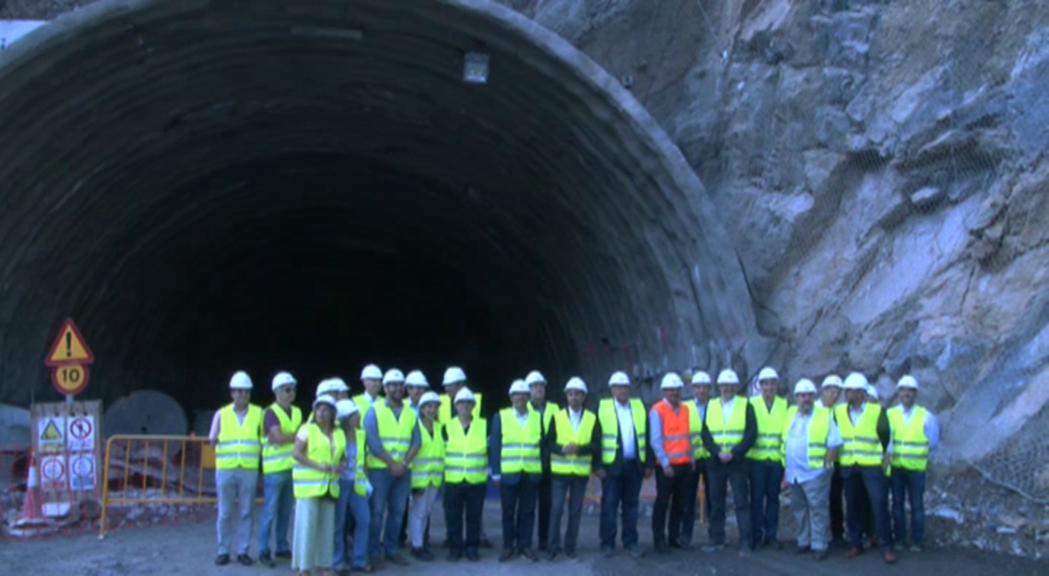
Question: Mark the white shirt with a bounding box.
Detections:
[614,399,637,460]
[721,398,736,427]
[785,410,843,484]
[515,409,531,428]
[568,407,583,431]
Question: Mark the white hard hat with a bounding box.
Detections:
[717,369,740,385]
[419,391,441,407]
[316,379,336,397]
[564,377,588,394]
[509,379,530,396]
[821,374,843,389]
[843,372,869,391]
[525,370,547,387]
[897,374,919,390]
[454,387,476,404]
[793,378,818,395]
[383,369,406,385]
[758,367,780,381]
[336,399,359,420]
[271,371,297,391]
[660,373,684,390]
[691,371,712,385]
[327,378,350,393]
[866,384,880,400]
[608,371,631,387]
[229,371,253,390]
[443,366,467,386]
[314,394,337,410]
[360,364,383,381]
[405,370,430,388]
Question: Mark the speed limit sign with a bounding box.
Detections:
[51,363,90,396]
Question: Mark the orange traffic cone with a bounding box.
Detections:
[9,450,55,537]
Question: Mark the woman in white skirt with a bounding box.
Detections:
[292,394,347,576]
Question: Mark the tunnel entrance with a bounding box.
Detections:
[0,0,759,415]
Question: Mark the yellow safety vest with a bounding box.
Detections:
[411,421,446,489]
[444,417,488,485]
[529,401,561,435]
[692,401,710,461]
[438,393,483,424]
[705,397,747,452]
[353,392,380,416]
[215,404,263,470]
[887,405,929,472]
[292,423,346,499]
[261,404,302,475]
[351,429,369,496]
[835,403,883,467]
[499,408,542,475]
[748,396,788,463]
[366,401,418,469]
[550,409,596,477]
[597,398,648,465]
[780,406,831,469]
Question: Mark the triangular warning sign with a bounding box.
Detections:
[42,420,62,441]
[45,319,95,366]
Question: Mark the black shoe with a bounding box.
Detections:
[386,554,410,566]
[259,552,275,567]
[795,546,811,554]
[548,550,560,561]
[601,546,615,558]
[411,548,434,562]
[448,550,462,562]
[353,564,374,573]
[566,550,578,559]
[466,550,480,562]
[499,549,515,562]
[237,554,254,566]
[520,548,539,562]
[814,549,830,561]
[214,554,230,566]
[275,551,292,559]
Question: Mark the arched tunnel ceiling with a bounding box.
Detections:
[0,0,760,411]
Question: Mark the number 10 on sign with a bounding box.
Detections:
[52,363,90,395]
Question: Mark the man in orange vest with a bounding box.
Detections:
[649,373,699,553]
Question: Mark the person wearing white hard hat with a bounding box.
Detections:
[258,372,302,567]
[886,375,938,553]
[596,371,651,558]
[680,370,713,548]
[781,379,843,561]
[442,387,488,562]
[817,374,845,544]
[408,392,444,562]
[647,373,700,553]
[363,368,420,567]
[490,380,544,562]
[291,394,347,576]
[405,370,430,411]
[334,399,373,574]
[209,371,263,567]
[748,367,787,550]
[547,377,598,560]
[438,366,484,424]
[835,372,895,564]
[700,369,757,555]
[524,370,559,552]
[354,364,384,416]
[330,378,351,402]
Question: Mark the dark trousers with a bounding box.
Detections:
[599,461,643,549]
[749,461,784,545]
[830,465,844,541]
[549,475,587,554]
[681,460,710,545]
[708,459,752,548]
[891,468,926,545]
[843,466,893,551]
[500,478,539,550]
[536,473,552,550]
[652,464,693,546]
[444,482,486,554]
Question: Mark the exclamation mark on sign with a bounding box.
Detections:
[66,331,72,358]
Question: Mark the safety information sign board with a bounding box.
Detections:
[67,415,96,452]
[40,455,67,490]
[38,416,66,454]
[69,453,97,491]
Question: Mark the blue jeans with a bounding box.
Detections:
[599,461,643,549]
[891,469,926,545]
[843,466,893,550]
[335,479,371,569]
[367,468,411,561]
[258,472,293,556]
[549,476,587,554]
[749,461,784,545]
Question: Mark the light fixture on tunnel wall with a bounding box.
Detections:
[463,52,489,84]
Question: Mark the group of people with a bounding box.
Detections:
[208,363,937,575]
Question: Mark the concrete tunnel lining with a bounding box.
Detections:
[0,0,759,413]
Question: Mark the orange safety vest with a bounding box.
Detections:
[653,400,696,466]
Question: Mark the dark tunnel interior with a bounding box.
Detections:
[0,0,759,421]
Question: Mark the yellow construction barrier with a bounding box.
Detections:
[99,434,260,538]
